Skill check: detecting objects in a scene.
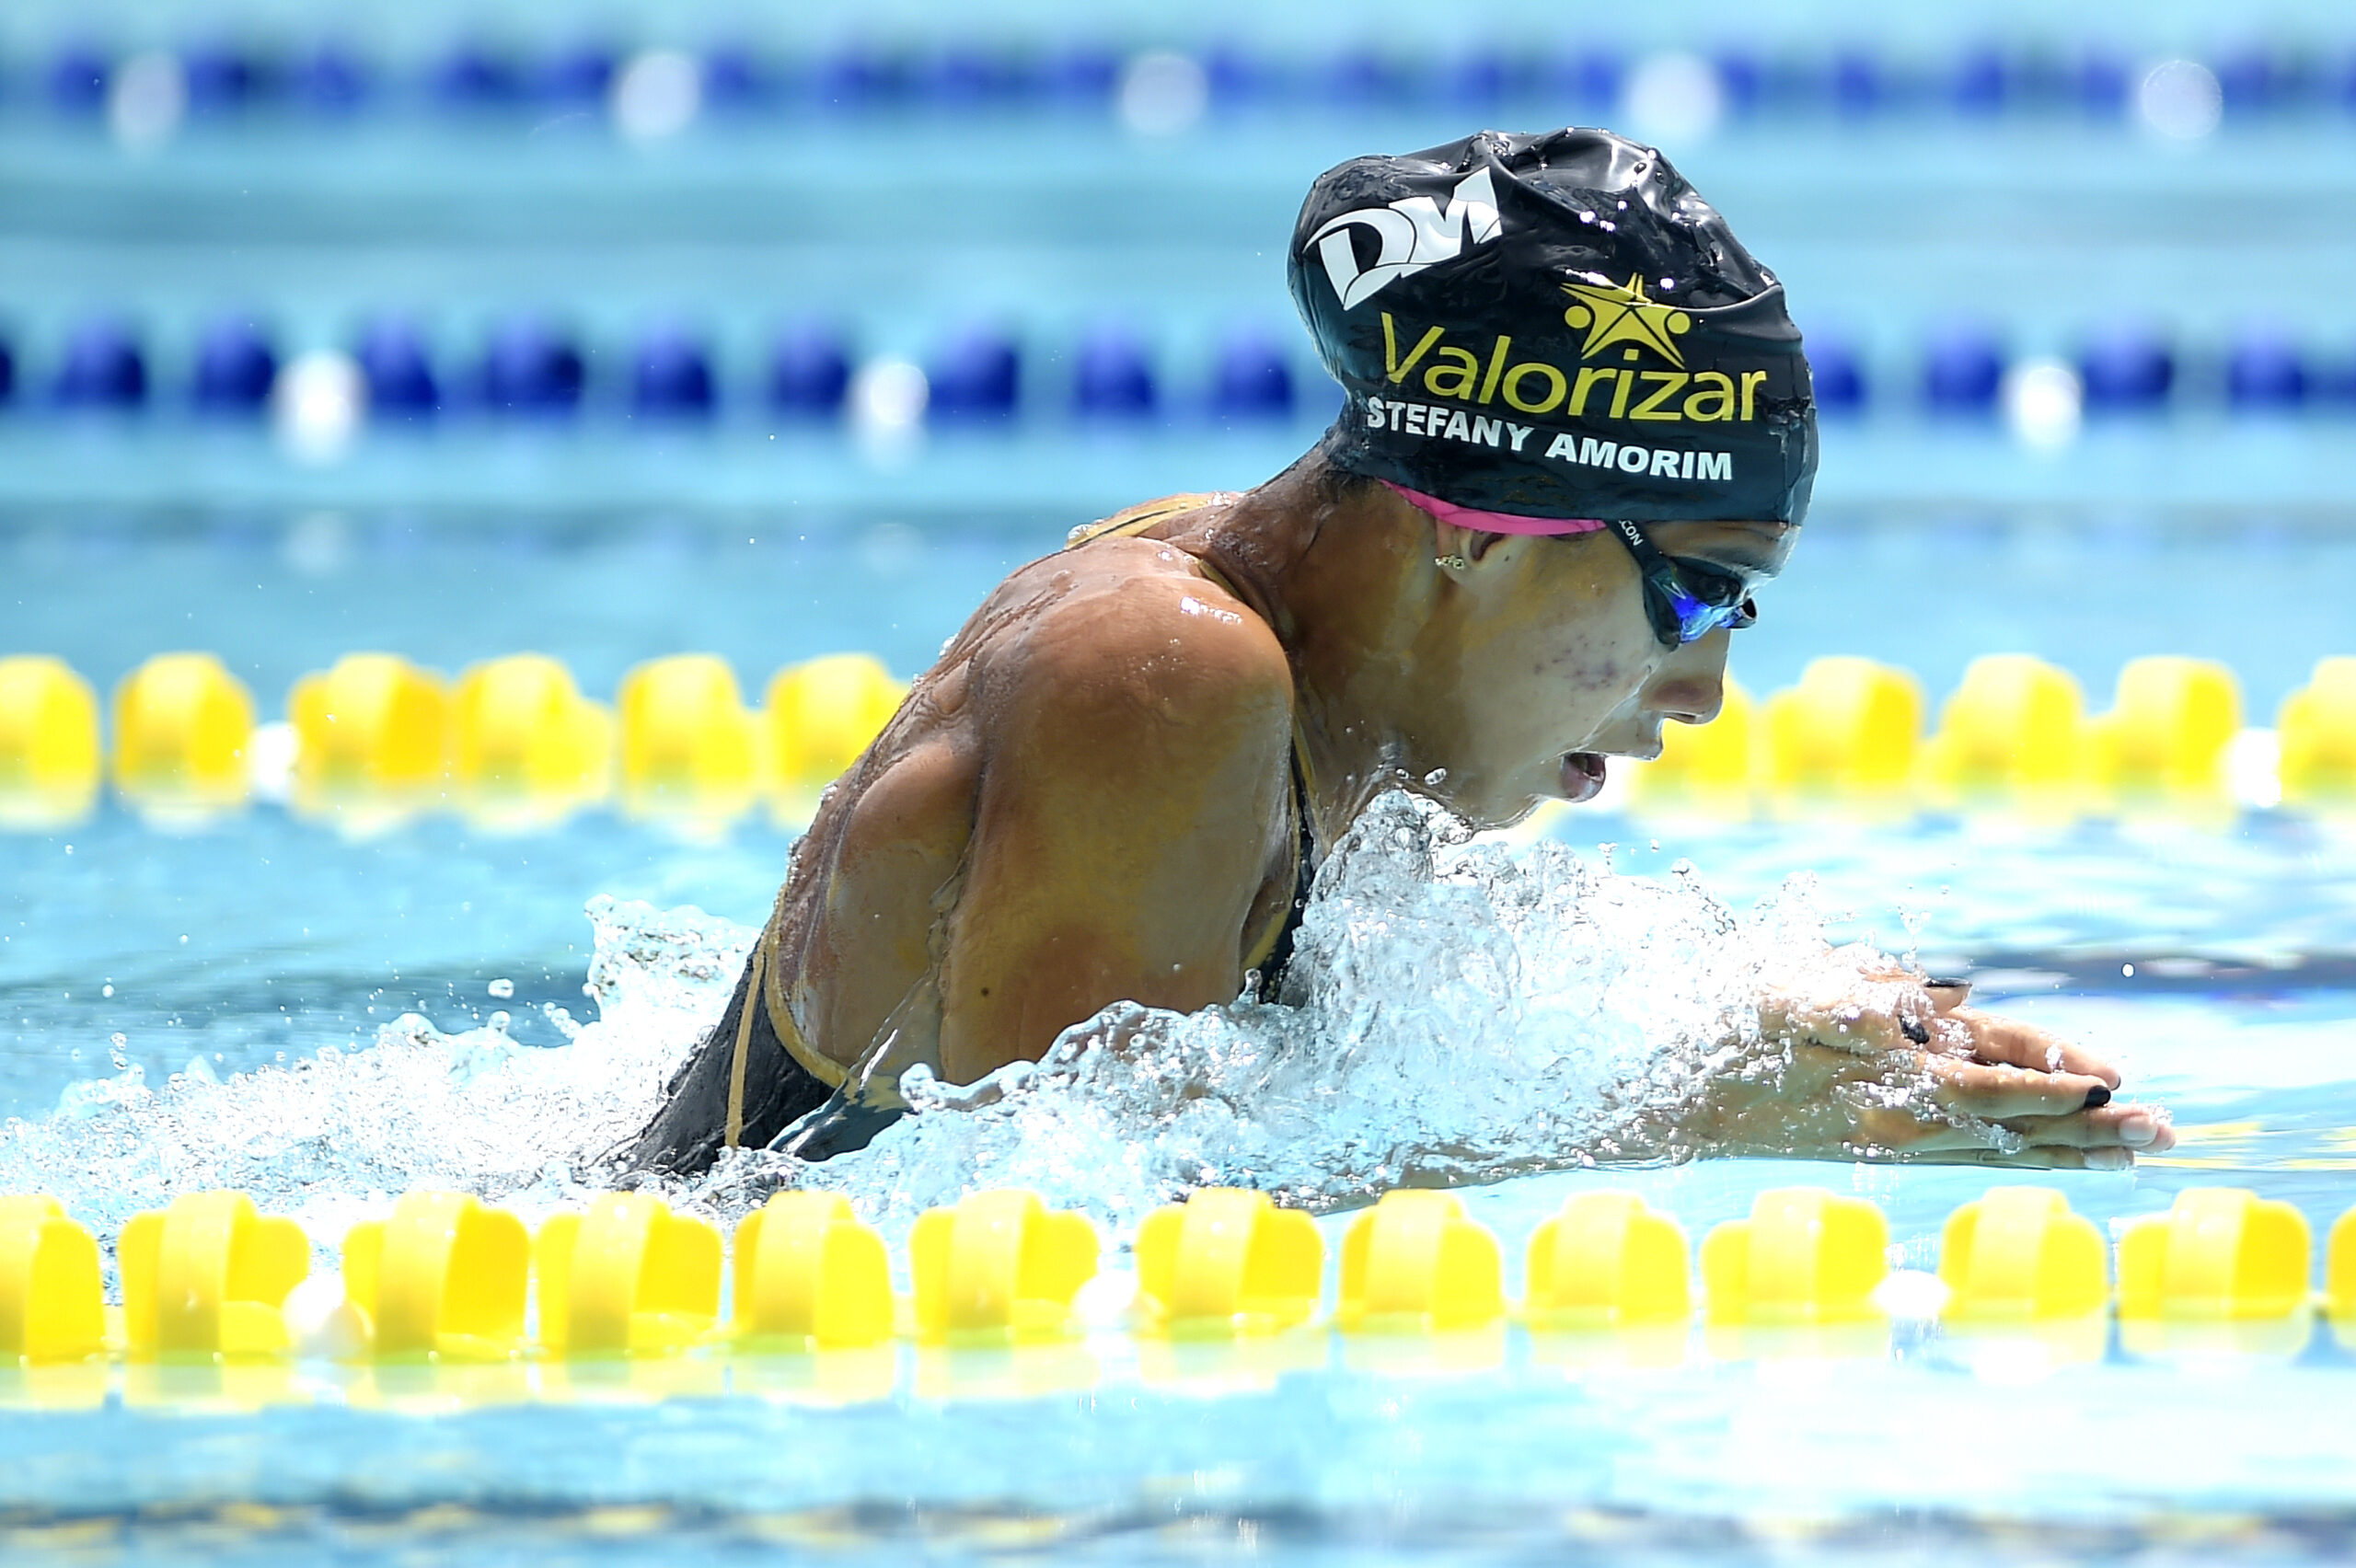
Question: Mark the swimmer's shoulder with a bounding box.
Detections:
[967,534,1291,755]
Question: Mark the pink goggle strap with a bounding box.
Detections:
[1379,480,1607,537]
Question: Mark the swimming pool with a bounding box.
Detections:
[6,491,2356,1563]
[7,4,2356,1561]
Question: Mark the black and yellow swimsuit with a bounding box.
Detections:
[627,495,1316,1173]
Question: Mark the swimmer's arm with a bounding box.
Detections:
[931,579,1297,1085]
[1670,965,2174,1170]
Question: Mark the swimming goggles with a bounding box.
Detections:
[1609,520,1759,648]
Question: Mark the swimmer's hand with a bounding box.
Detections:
[1688,959,2173,1170]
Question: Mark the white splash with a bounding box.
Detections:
[695,792,1848,1245]
[0,896,747,1264]
[1,792,1865,1262]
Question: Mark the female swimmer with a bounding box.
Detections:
[629,127,2171,1174]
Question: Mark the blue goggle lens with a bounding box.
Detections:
[1660,577,1758,643]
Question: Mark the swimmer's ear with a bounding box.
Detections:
[1431,522,1507,568]
[1431,520,1479,573]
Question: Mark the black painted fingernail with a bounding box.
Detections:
[2082,1085,2112,1110]
[1926,976,1969,990]
[1900,1018,1930,1044]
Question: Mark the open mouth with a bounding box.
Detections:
[1560,751,1608,803]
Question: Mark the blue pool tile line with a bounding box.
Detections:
[1,314,2353,427]
[8,38,2356,125]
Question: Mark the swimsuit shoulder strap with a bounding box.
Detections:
[1063,491,1237,550]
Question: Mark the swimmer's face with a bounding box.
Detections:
[1410,519,1795,826]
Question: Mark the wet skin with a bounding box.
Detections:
[761,453,2172,1168]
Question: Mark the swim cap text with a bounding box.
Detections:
[1366,396,1733,483]
[1379,312,1771,425]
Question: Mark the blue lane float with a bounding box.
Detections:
[2226,333,2307,409]
[11,311,2356,431]
[813,48,904,110]
[179,41,268,112]
[2071,52,2131,116]
[698,44,773,110]
[630,326,715,418]
[1946,47,2010,114]
[1828,51,1888,116]
[1922,322,2004,414]
[430,42,525,109]
[52,317,145,409]
[290,43,371,111]
[2077,326,2175,412]
[354,316,439,417]
[478,317,584,416]
[43,46,109,112]
[191,315,278,414]
[1807,335,1868,414]
[767,321,851,418]
[537,42,617,105]
[1209,329,1296,420]
[1072,328,1157,420]
[927,327,1022,421]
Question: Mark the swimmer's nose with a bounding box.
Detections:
[1650,670,1724,726]
[1648,632,1730,725]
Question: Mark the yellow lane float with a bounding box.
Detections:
[1134,1187,1324,1338]
[618,653,762,825]
[1701,1187,1888,1326]
[2117,1188,2310,1320]
[1335,1190,1504,1335]
[450,653,615,826]
[1623,678,1754,819]
[534,1193,722,1357]
[341,1192,531,1362]
[725,1192,895,1352]
[2279,656,2356,810]
[118,1191,310,1359]
[909,1189,1100,1345]
[1918,653,2087,816]
[288,652,451,822]
[1937,1185,2108,1322]
[1761,657,1923,815]
[0,1196,107,1365]
[0,655,101,828]
[11,1182,2356,1402]
[2088,655,2242,815]
[1523,1191,1692,1329]
[113,652,255,816]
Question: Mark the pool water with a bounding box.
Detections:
[6,508,2356,1561]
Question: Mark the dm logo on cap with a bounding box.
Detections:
[1308,167,1503,310]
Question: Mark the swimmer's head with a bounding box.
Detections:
[1288,128,1816,528]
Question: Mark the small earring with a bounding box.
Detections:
[1435,554,1469,571]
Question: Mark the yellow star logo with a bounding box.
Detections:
[1560,272,1694,366]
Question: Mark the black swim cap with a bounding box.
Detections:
[1288,128,1816,525]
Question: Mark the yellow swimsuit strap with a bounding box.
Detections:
[725,898,854,1151]
[1062,491,1238,551]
